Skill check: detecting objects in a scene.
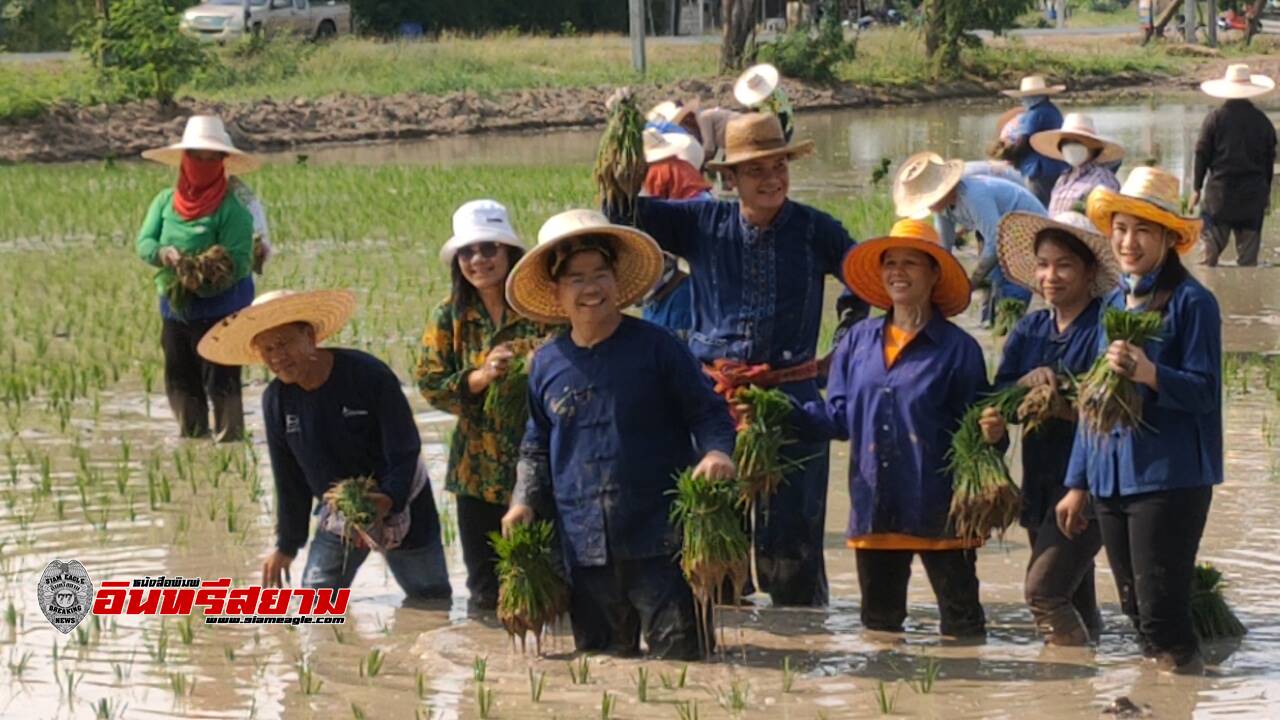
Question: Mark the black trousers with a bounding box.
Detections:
[569,556,704,660]
[1095,486,1213,667]
[1203,217,1263,267]
[1026,516,1103,645]
[161,317,243,441]
[455,495,508,611]
[855,548,986,637]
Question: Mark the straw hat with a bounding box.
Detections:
[734,63,781,108]
[1200,63,1275,99]
[841,219,971,318]
[647,99,699,125]
[505,209,664,324]
[998,211,1121,299]
[439,199,526,266]
[704,113,813,171]
[1002,75,1066,99]
[1085,166,1203,255]
[142,115,260,175]
[1030,113,1125,165]
[643,129,705,169]
[196,289,356,366]
[892,151,965,219]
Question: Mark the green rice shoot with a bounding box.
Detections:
[325,476,380,571]
[482,356,529,433]
[944,386,1023,542]
[992,298,1027,338]
[489,520,570,654]
[162,245,236,314]
[1078,308,1163,435]
[1191,562,1246,641]
[592,89,647,223]
[733,386,797,511]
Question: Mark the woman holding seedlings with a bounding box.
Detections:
[502,210,736,659]
[994,211,1121,645]
[416,199,552,612]
[136,115,257,442]
[1058,167,1222,674]
[793,219,1004,638]
[198,290,452,599]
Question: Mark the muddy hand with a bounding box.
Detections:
[262,549,294,589]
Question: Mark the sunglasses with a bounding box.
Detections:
[458,242,501,262]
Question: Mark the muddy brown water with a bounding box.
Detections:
[4,100,1280,719]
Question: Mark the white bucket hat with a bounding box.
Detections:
[1200,63,1275,99]
[643,129,705,169]
[438,199,526,266]
[141,115,260,175]
[1030,113,1126,165]
[1002,75,1066,99]
[734,63,781,108]
[647,99,699,125]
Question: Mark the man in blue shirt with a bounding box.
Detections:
[1002,75,1069,206]
[503,210,737,659]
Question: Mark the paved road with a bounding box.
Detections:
[0,51,73,64]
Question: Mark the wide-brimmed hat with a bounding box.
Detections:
[893,151,965,219]
[1085,166,1203,255]
[842,219,971,318]
[142,115,260,175]
[1200,63,1275,99]
[505,209,664,324]
[734,63,781,108]
[998,211,1121,299]
[705,113,814,171]
[196,289,356,366]
[439,199,526,266]
[647,99,699,125]
[1002,75,1066,99]
[643,129,705,169]
[1030,113,1125,165]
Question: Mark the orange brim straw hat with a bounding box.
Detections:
[842,219,971,318]
[1085,166,1203,255]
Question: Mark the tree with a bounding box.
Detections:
[75,0,210,103]
[720,0,758,72]
[920,0,1033,76]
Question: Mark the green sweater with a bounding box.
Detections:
[136,188,254,298]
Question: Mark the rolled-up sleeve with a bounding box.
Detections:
[514,355,553,512]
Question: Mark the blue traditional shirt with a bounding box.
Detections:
[1014,97,1069,181]
[794,312,991,538]
[995,300,1104,527]
[1064,278,1223,497]
[515,317,736,568]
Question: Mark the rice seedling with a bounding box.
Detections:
[177,614,196,645]
[149,624,170,663]
[1191,563,1247,640]
[717,679,750,716]
[490,521,570,653]
[635,666,650,702]
[675,701,701,720]
[4,597,16,628]
[168,672,196,697]
[911,656,942,694]
[1078,308,1164,435]
[163,245,237,314]
[592,88,646,223]
[600,691,617,719]
[476,684,495,719]
[296,657,323,695]
[325,476,380,569]
[416,669,429,699]
[992,298,1028,338]
[472,655,488,682]
[483,355,529,433]
[569,655,591,685]
[659,664,689,690]
[733,386,799,510]
[528,668,547,702]
[350,703,366,720]
[781,655,798,693]
[7,649,32,678]
[93,698,126,720]
[668,467,750,655]
[224,647,236,663]
[358,648,385,679]
[944,386,1025,542]
[873,680,900,714]
[331,626,348,644]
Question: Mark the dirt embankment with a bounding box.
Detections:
[0,62,1221,166]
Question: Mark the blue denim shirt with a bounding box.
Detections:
[995,301,1104,526]
[935,161,1027,249]
[1014,97,1069,181]
[628,198,854,366]
[517,317,736,567]
[1064,279,1224,497]
[795,312,991,538]
[938,175,1046,276]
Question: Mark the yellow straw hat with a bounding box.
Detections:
[842,219,971,318]
[998,211,1121,298]
[892,151,965,219]
[504,209,664,325]
[1085,166,1203,255]
[196,289,356,366]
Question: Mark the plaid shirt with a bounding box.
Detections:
[1048,162,1119,216]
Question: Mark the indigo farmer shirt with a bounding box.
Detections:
[794,312,992,539]
[1013,97,1069,181]
[515,317,736,568]
[1064,279,1223,497]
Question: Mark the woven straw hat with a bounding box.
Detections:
[142,115,260,176]
[705,113,813,171]
[643,129,705,169]
[893,151,965,219]
[1086,166,1203,255]
[1201,63,1275,99]
[842,219,971,318]
[196,289,356,366]
[505,209,663,324]
[998,211,1120,299]
[734,63,781,107]
[1030,113,1125,165]
[647,99,699,125]
[1002,74,1066,99]
[439,199,526,266]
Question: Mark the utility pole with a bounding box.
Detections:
[1185,0,1197,43]
[630,0,647,74]
[1207,0,1217,47]
[1057,0,1066,29]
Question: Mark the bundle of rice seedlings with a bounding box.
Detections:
[992,298,1028,338]
[164,245,237,313]
[668,467,750,656]
[944,386,1024,542]
[482,356,528,433]
[733,386,796,511]
[1191,563,1246,641]
[1015,375,1077,433]
[489,521,569,654]
[1078,308,1163,435]
[593,89,647,223]
[324,476,380,570]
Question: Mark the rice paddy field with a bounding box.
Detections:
[2,100,1280,718]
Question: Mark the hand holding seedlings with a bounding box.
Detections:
[501,503,535,538]
[1016,366,1057,389]
[261,549,294,588]
[1106,340,1157,388]
[472,344,515,391]
[1055,489,1090,539]
[691,450,735,483]
[158,246,182,268]
[978,407,1006,445]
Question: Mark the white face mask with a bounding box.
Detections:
[1061,142,1092,168]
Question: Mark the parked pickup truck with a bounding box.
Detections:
[180,0,352,43]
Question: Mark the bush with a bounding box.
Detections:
[192,34,315,93]
[74,0,212,104]
[755,1,855,83]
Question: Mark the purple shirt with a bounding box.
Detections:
[1048,162,1120,216]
